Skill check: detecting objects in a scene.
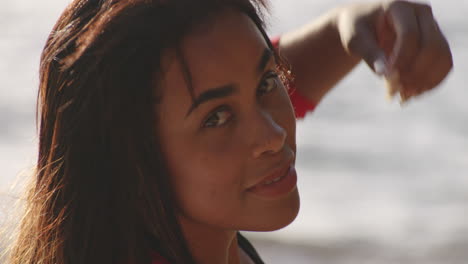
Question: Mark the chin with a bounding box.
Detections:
[245,189,301,232]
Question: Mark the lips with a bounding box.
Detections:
[248,163,291,189]
[246,164,297,199]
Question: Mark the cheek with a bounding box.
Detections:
[162,137,248,225]
[269,84,297,146]
[156,83,298,230]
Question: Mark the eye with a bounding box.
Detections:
[202,106,232,128]
[257,71,280,97]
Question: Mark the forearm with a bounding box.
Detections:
[279,8,360,104]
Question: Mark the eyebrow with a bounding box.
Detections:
[257,48,273,73]
[185,84,237,117]
[185,47,273,117]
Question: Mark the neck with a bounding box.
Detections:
[179,216,241,264]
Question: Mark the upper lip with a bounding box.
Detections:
[247,158,294,190]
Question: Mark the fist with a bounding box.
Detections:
[338,0,453,102]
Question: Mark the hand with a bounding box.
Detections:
[337,0,453,102]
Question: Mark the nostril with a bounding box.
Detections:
[251,118,287,159]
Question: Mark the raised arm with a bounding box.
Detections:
[279,0,453,104]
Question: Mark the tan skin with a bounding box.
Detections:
[281,0,453,103]
[156,1,452,263]
[157,10,298,264]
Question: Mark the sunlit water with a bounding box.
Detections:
[1,0,467,263]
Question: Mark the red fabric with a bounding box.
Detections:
[271,37,316,119]
[288,87,316,118]
[150,252,170,264]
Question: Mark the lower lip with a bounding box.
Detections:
[247,166,297,199]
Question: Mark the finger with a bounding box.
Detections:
[376,11,396,59]
[386,1,421,72]
[400,4,437,84]
[399,49,437,94]
[402,51,452,93]
[415,3,437,46]
[399,4,453,92]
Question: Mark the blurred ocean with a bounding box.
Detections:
[1,0,467,263]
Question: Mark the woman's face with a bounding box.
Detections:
[156,9,299,232]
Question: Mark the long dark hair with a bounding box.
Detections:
[8,0,276,263]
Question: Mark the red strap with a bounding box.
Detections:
[288,87,316,118]
[271,37,316,119]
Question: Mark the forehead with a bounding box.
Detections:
[182,9,268,79]
[157,9,268,111]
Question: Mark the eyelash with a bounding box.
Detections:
[257,71,280,97]
[202,105,232,128]
[202,70,281,128]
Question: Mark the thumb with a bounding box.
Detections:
[347,23,389,75]
[343,11,395,76]
[347,25,403,99]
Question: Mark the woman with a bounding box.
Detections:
[8,0,452,263]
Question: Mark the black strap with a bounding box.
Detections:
[146,232,264,263]
[237,232,264,264]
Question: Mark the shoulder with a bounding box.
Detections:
[148,233,264,264]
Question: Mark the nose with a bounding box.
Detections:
[251,110,287,159]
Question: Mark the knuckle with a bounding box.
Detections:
[386,1,402,14]
[388,0,406,9]
[418,3,433,15]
